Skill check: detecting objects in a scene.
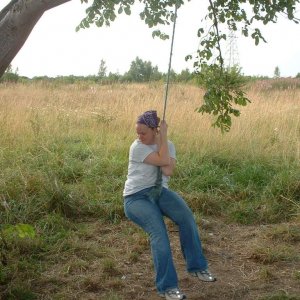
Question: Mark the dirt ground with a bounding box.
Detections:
[34,218,300,300]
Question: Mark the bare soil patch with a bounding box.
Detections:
[34,218,300,300]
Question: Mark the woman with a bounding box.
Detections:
[123,110,216,300]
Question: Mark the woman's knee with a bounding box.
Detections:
[149,230,172,254]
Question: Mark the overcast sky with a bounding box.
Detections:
[2,0,300,78]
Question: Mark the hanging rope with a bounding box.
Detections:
[162,3,178,121]
[152,3,178,198]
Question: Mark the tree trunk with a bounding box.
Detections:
[0,0,71,77]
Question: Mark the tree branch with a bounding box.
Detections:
[208,0,224,70]
[42,0,72,11]
[0,0,71,77]
[0,0,19,20]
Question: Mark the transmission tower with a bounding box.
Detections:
[225,30,240,69]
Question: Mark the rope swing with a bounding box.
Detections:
[153,3,178,197]
[162,3,178,121]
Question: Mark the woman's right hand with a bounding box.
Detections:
[159,120,168,139]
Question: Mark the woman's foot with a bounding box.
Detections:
[159,288,186,299]
[191,269,216,282]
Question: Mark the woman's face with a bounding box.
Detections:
[136,123,156,145]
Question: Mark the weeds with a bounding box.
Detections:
[265,224,300,243]
[102,291,123,300]
[102,258,121,276]
[258,266,276,282]
[3,286,38,300]
[250,244,299,264]
[259,291,300,300]
[0,82,299,299]
[294,270,300,281]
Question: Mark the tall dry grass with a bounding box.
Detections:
[0,81,299,164]
[1,81,299,300]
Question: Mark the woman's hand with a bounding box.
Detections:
[155,120,167,148]
[159,120,168,139]
[144,120,170,167]
[155,131,161,149]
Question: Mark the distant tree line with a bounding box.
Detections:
[1,57,300,85]
[0,57,195,84]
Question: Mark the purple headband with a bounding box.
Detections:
[137,110,159,128]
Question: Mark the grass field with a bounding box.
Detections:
[0,80,299,299]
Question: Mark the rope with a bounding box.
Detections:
[162,3,178,121]
[152,3,178,198]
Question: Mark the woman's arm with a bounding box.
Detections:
[161,158,176,176]
[144,121,170,166]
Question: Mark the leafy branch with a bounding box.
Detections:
[77,0,184,39]
[196,65,250,132]
[190,0,299,131]
[77,0,299,131]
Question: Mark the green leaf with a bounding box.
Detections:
[3,224,36,239]
[15,224,35,238]
[185,55,193,61]
[140,12,145,20]
[197,28,204,37]
[124,6,131,15]
[152,30,160,38]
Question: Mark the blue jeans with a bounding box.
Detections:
[124,187,208,293]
